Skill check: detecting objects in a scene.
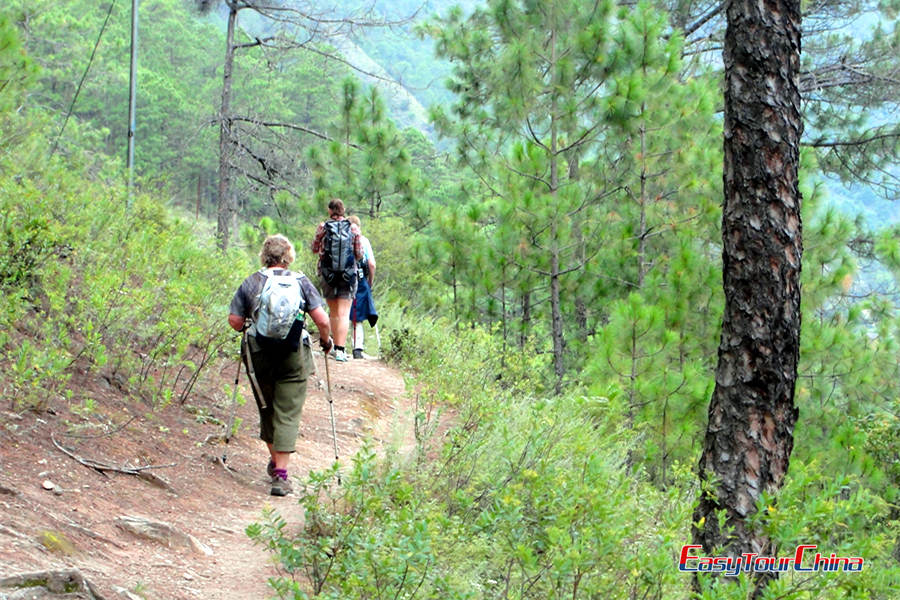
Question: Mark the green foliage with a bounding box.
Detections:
[4,0,223,204]
[250,394,694,599]
[692,461,900,599]
[383,315,550,401]
[251,309,900,600]
[249,451,462,600]
[354,216,437,312]
[0,11,38,144]
[0,154,245,410]
[308,78,417,218]
[2,1,899,596]
[426,0,726,388]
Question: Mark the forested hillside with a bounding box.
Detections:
[1,0,899,598]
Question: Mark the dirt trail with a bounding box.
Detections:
[0,350,414,599]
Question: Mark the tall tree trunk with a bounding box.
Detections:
[500,263,507,347]
[196,173,202,220]
[548,23,565,394]
[452,261,459,331]
[519,291,531,350]
[569,152,589,339]
[549,229,564,392]
[637,119,648,288]
[693,0,803,596]
[216,2,238,250]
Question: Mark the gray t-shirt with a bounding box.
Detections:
[229,268,324,326]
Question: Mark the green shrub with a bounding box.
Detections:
[249,307,900,600]
[0,162,247,411]
[249,389,695,599]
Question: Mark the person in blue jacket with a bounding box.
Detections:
[347,215,378,359]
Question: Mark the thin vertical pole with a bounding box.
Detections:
[127,0,139,204]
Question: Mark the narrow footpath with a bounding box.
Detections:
[0,350,413,599]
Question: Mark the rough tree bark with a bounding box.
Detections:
[215,1,238,251]
[693,0,803,595]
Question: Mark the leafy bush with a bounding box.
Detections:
[0,162,247,411]
[250,305,900,600]
[250,395,694,600]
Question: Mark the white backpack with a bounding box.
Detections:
[252,269,303,339]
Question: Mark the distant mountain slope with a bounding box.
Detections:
[330,34,435,136]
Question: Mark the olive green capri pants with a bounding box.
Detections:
[244,336,313,452]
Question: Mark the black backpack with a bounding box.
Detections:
[320,220,356,287]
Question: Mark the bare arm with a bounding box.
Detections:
[308,306,332,351]
[310,222,325,253]
[228,314,246,332]
[351,225,364,260]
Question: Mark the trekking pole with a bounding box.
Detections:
[223,331,245,463]
[323,351,342,485]
[374,323,382,355]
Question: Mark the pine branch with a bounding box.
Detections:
[227,116,361,148]
[806,131,900,148]
[683,2,726,38]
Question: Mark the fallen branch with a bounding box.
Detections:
[56,416,137,440]
[201,452,255,487]
[51,433,176,478]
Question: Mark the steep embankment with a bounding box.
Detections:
[0,350,413,599]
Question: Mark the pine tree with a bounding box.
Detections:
[308,78,416,218]
[431,0,640,390]
[692,0,803,595]
[0,12,38,157]
[581,6,723,480]
[661,0,900,198]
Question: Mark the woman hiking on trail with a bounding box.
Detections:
[347,215,378,359]
[228,234,332,496]
[310,198,363,363]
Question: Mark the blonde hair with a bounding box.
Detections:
[347,215,361,228]
[259,234,295,268]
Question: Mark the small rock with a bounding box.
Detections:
[42,479,55,491]
[115,515,213,556]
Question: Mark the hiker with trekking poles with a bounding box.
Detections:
[310,198,364,363]
[347,215,379,359]
[227,234,333,496]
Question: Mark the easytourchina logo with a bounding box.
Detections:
[679,545,864,576]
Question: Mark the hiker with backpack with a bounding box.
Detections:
[347,215,378,359]
[310,199,363,363]
[228,234,333,496]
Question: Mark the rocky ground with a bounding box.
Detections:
[0,349,415,600]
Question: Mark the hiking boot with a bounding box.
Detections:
[266,460,275,479]
[270,473,293,497]
[352,348,364,359]
[333,349,348,362]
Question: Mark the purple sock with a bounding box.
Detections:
[273,468,288,481]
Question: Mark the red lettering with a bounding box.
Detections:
[680,545,701,563]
